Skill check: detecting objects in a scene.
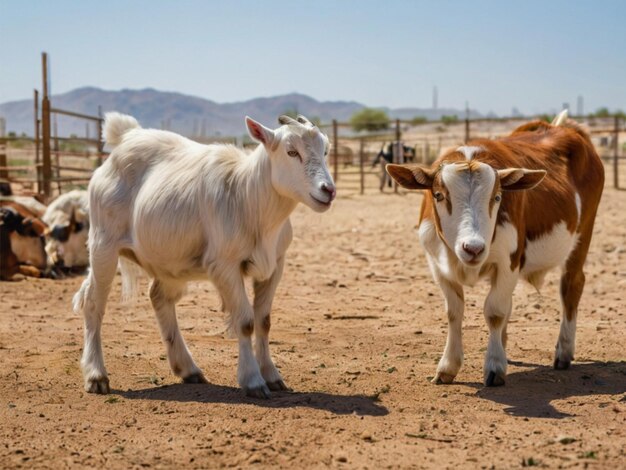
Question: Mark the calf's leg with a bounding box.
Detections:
[555,225,593,370]
[483,268,518,386]
[433,277,465,384]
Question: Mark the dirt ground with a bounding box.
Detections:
[1,188,625,469]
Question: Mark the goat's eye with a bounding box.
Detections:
[494,194,502,202]
[433,192,444,202]
[287,150,300,158]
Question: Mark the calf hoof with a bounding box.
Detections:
[485,371,505,387]
[267,380,292,392]
[244,384,271,399]
[85,376,110,394]
[553,357,571,370]
[431,372,455,385]
[183,373,209,384]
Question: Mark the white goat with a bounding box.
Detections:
[43,190,89,268]
[73,112,336,398]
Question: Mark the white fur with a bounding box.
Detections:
[74,113,334,396]
[522,221,580,275]
[0,196,47,216]
[102,112,140,146]
[456,146,483,161]
[439,162,498,266]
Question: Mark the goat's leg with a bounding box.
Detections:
[253,256,289,391]
[214,266,269,398]
[74,244,118,394]
[432,277,465,384]
[150,279,205,383]
[483,269,518,387]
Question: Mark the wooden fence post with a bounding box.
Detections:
[97,105,103,166]
[394,119,401,193]
[0,140,7,181]
[332,119,338,182]
[359,139,365,195]
[614,115,620,189]
[34,89,42,194]
[41,52,52,198]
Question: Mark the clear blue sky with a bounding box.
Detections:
[1,0,625,115]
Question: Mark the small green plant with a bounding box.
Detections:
[410,116,427,125]
[350,108,390,132]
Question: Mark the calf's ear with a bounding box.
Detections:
[386,164,435,190]
[498,168,546,191]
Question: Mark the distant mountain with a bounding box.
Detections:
[0,87,480,138]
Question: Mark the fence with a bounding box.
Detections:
[323,115,625,195]
[0,53,106,199]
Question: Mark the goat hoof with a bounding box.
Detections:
[485,371,505,387]
[267,380,291,392]
[432,372,455,385]
[85,377,110,394]
[244,384,271,399]
[553,358,571,370]
[183,373,209,384]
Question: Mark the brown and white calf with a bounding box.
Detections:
[386,111,604,386]
[0,201,48,280]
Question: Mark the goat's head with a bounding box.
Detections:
[245,115,336,212]
[44,208,89,268]
[387,159,545,267]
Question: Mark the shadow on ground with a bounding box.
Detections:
[118,382,388,417]
[474,360,626,418]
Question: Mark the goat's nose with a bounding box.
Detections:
[462,241,485,257]
[321,182,336,201]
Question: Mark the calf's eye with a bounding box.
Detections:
[494,194,502,202]
[434,192,444,202]
[287,150,300,158]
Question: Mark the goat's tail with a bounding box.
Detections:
[103,112,140,147]
[118,257,144,302]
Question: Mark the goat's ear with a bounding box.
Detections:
[246,116,275,147]
[498,168,546,191]
[386,164,435,190]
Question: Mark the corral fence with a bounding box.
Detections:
[0,53,106,199]
[322,115,625,195]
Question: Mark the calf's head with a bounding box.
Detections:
[246,115,336,212]
[0,207,48,269]
[45,208,89,268]
[387,159,545,267]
